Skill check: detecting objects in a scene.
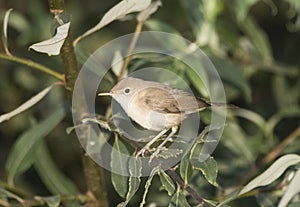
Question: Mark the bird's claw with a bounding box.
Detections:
[135,147,149,157]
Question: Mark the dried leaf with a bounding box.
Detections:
[29,22,70,56]
[112,50,126,78]
[137,0,162,22]
[278,169,300,207]
[2,8,13,55]
[239,154,300,196]
[0,84,56,123]
[74,0,151,45]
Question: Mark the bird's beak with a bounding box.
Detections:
[98,92,112,96]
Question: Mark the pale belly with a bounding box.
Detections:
[127,102,182,131]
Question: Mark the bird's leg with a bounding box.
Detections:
[136,128,169,157]
[149,126,178,162]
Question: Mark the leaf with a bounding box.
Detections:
[117,157,142,207]
[169,190,190,207]
[231,108,266,132]
[36,195,61,207]
[34,140,79,194]
[209,56,251,101]
[2,8,13,55]
[139,167,159,207]
[74,0,151,45]
[0,188,24,203]
[239,17,273,63]
[137,0,162,22]
[0,84,56,123]
[111,138,130,198]
[234,0,259,21]
[144,19,189,51]
[5,105,65,186]
[278,168,300,207]
[158,170,175,196]
[29,22,70,56]
[180,155,193,185]
[239,154,300,196]
[112,50,125,78]
[191,156,219,187]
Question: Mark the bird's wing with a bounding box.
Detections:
[139,87,210,114]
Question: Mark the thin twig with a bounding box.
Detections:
[118,21,143,80]
[166,169,212,207]
[0,53,63,81]
[260,125,300,166]
[5,194,92,207]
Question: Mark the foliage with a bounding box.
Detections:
[0,0,300,207]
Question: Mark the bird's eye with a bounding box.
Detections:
[123,87,131,94]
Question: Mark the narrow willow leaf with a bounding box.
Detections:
[209,56,251,101]
[231,108,266,131]
[37,195,61,207]
[137,0,162,22]
[112,50,125,78]
[278,168,300,207]
[34,140,79,194]
[235,0,259,21]
[29,22,70,56]
[0,84,55,123]
[111,138,130,198]
[191,156,219,187]
[169,190,190,207]
[158,170,175,196]
[239,17,273,63]
[6,105,65,185]
[140,167,159,207]
[239,154,300,196]
[144,20,190,52]
[117,158,142,207]
[2,8,13,55]
[0,188,24,203]
[180,155,193,185]
[74,0,151,45]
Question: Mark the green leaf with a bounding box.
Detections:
[111,138,130,198]
[158,170,175,196]
[278,168,300,207]
[0,187,24,203]
[234,0,259,21]
[239,17,273,63]
[186,67,208,98]
[180,155,193,185]
[169,190,190,207]
[239,154,300,196]
[117,157,142,207]
[139,167,159,207]
[222,121,255,162]
[145,19,189,51]
[38,195,61,207]
[34,140,79,194]
[2,8,13,55]
[5,105,65,185]
[209,56,251,101]
[191,156,219,187]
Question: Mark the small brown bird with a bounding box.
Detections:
[98,77,229,160]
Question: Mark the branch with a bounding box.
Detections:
[260,125,300,166]
[0,53,63,81]
[118,21,143,80]
[3,194,92,207]
[47,1,109,207]
[166,169,212,207]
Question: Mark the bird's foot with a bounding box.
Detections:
[135,147,150,157]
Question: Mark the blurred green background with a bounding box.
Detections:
[0,0,300,206]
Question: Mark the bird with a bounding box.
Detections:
[98,77,230,161]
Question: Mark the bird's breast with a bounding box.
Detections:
[127,94,182,131]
